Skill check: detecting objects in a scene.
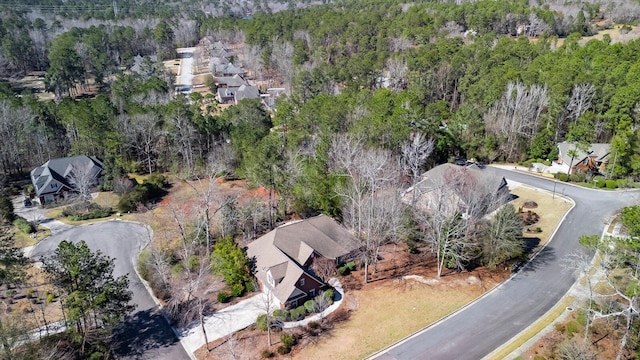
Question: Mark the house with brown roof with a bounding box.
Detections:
[246,215,359,308]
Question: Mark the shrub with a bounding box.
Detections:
[277,345,291,355]
[273,309,288,321]
[217,291,230,303]
[593,176,606,188]
[337,265,350,276]
[616,178,630,188]
[13,218,34,233]
[230,283,244,297]
[323,289,335,303]
[304,300,317,313]
[576,310,588,326]
[256,314,268,331]
[261,350,275,358]
[346,261,356,271]
[605,179,617,189]
[536,227,542,233]
[569,174,581,182]
[63,202,112,221]
[171,263,184,277]
[186,255,199,271]
[565,320,580,336]
[289,306,307,321]
[280,333,296,347]
[307,321,320,330]
[558,173,569,182]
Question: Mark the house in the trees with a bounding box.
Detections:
[247,215,359,308]
[214,63,245,77]
[30,155,103,204]
[402,163,508,217]
[555,142,611,175]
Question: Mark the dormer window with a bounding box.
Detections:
[299,278,305,287]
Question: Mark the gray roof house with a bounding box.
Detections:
[214,63,245,77]
[402,163,508,216]
[247,215,359,308]
[234,84,260,103]
[30,155,103,204]
[556,142,611,174]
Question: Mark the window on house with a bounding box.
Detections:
[299,278,305,287]
[309,289,315,298]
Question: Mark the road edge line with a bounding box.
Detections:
[365,176,577,360]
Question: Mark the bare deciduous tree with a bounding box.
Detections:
[485,81,548,161]
[67,159,99,201]
[401,133,434,189]
[413,166,507,277]
[118,113,165,174]
[385,57,409,91]
[330,134,403,283]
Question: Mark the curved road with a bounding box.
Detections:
[30,220,191,360]
[373,168,640,360]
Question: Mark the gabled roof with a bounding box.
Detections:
[215,63,244,75]
[247,215,359,305]
[557,142,611,167]
[215,74,247,88]
[30,155,103,197]
[234,85,260,102]
[402,163,506,214]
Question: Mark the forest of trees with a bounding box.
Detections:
[1,0,640,357]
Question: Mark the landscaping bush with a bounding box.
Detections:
[280,333,296,347]
[217,291,230,303]
[13,217,34,233]
[289,306,307,321]
[307,321,320,330]
[616,178,630,188]
[256,314,268,331]
[261,350,275,358]
[117,173,169,213]
[277,345,291,355]
[273,309,288,321]
[304,300,317,313]
[569,173,583,182]
[557,173,569,182]
[565,320,580,336]
[230,283,244,297]
[593,176,606,188]
[62,202,112,221]
[605,179,617,189]
[338,265,350,276]
[323,289,335,303]
[576,310,588,326]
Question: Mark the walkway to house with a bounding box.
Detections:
[178,293,269,355]
[283,278,344,329]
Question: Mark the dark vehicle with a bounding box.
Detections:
[455,158,467,166]
[23,198,32,207]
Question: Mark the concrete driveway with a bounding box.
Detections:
[179,293,270,355]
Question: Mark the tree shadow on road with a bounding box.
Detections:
[111,308,183,359]
[517,245,556,274]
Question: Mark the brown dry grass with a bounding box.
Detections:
[510,185,573,247]
[294,272,504,360]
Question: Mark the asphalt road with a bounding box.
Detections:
[373,168,640,360]
[30,220,191,360]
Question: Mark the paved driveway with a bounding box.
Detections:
[30,220,191,360]
[179,293,269,354]
[372,168,640,360]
